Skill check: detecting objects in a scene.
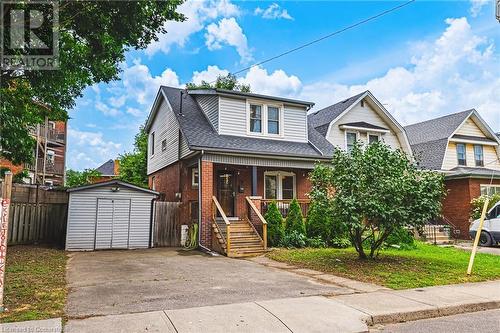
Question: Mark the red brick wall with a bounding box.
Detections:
[200,161,213,248]
[442,178,500,239]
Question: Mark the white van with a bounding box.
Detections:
[469,201,500,247]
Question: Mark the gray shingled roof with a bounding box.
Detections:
[404,110,472,145]
[161,86,332,159]
[308,91,367,129]
[95,159,116,176]
[446,167,500,179]
[411,139,448,170]
[451,134,497,143]
[339,121,389,131]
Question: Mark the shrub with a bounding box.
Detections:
[264,201,284,247]
[306,236,326,248]
[285,199,306,235]
[330,237,351,248]
[471,194,500,220]
[281,231,307,248]
[307,201,348,245]
[384,226,416,250]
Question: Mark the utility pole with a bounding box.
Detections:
[0,171,13,312]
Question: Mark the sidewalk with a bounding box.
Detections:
[60,280,500,333]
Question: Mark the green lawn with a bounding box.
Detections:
[268,242,500,289]
[0,246,67,323]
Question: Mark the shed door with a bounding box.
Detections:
[95,199,131,249]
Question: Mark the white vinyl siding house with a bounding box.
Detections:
[65,181,158,251]
[147,99,180,175]
[195,94,219,131]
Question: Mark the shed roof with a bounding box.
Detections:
[67,179,158,195]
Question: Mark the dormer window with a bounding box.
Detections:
[267,106,280,135]
[456,143,466,166]
[249,104,262,133]
[346,132,358,152]
[474,145,484,167]
[368,134,380,144]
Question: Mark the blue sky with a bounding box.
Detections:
[67,0,500,170]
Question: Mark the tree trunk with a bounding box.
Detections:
[353,227,368,259]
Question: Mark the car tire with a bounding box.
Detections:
[479,231,493,247]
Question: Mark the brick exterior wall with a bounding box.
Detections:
[442,177,500,239]
[200,161,213,248]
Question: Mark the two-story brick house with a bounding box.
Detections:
[146,87,411,256]
[405,110,500,237]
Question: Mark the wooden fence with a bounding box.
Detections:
[8,202,68,247]
[154,201,182,247]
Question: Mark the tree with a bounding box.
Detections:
[264,202,285,246]
[66,169,101,187]
[285,199,306,235]
[310,142,445,259]
[186,74,251,92]
[1,1,184,164]
[119,126,148,187]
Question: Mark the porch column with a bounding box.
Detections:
[200,160,214,248]
[251,166,258,196]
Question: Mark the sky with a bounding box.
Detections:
[67,0,500,170]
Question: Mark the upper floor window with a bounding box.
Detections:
[480,185,500,196]
[267,106,280,135]
[456,143,466,166]
[474,145,484,167]
[346,132,357,152]
[150,132,155,156]
[249,104,262,133]
[368,134,380,144]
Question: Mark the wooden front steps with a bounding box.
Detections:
[212,218,267,257]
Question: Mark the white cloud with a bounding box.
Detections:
[301,17,500,130]
[146,0,240,56]
[254,3,293,20]
[205,17,252,63]
[126,107,143,117]
[191,65,229,85]
[469,0,492,17]
[240,66,301,97]
[95,101,120,117]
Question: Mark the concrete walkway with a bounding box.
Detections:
[62,280,500,333]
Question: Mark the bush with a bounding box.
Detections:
[471,194,500,220]
[264,201,284,247]
[307,201,348,246]
[306,236,326,248]
[384,227,416,250]
[281,231,307,248]
[285,199,306,235]
[330,237,351,248]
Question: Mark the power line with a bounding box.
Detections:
[213,0,416,82]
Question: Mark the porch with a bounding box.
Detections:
[199,161,312,257]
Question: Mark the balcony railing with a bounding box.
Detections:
[26,158,64,176]
[29,125,66,144]
[260,199,311,218]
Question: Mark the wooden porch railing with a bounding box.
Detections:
[245,197,267,250]
[212,196,231,254]
[261,199,311,218]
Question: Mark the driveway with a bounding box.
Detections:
[66,248,349,318]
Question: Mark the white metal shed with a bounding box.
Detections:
[65,180,158,251]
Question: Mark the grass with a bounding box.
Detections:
[0,246,67,323]
[268,242,500,289]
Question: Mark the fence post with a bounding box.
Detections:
[0,171,13,312]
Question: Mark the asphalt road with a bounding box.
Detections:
[372,309,500,332]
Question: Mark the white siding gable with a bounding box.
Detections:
[218,96,308,142]
[326,101,404,150]
[195,95,219,131]
[455,118,487,137]
[147,98,180,175]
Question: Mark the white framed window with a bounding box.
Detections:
[192,168,199,188]
[264,171,296,200]
[249,104,263,133]
[368,133,380,144]
[480,185,500,196]
[346,131,358,152]
[456,143,466,166]
[267,105,281,135]
[150,132,155,156]
[474,145,484,167]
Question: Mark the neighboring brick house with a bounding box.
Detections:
[405,110,500,238]
[0,120,67,186]
[145,87,411,256]
[92,159,120,183]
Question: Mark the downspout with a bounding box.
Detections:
[198,150,211,253]
[148,197,156,248]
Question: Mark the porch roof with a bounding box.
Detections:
[160,86,334,160]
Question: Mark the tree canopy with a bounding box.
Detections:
[66,169,101,187]
[119,126,148,188]
[0,1,184,164]
[186,74,251,92]
[310,142,445,259]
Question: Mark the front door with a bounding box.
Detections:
[217,171,235,217]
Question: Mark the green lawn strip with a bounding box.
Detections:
[267,242,500,289]
[0,246,67,323]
